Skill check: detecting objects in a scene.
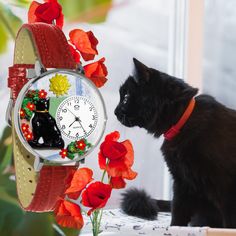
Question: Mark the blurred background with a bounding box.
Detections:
[0,0,236,235]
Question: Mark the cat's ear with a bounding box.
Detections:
[133,58,150,84]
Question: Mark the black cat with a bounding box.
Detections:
[29,98,64,149]
[115,58,236,228]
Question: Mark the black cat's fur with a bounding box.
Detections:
[115,58,236,228]
[29,98,64,149]
[121,188,171,220]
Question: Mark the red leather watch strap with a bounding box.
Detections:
[11,23,78,212]
[9,23,76,101]
[8,64,33,101]
[22,23,76,69]
[25,166,76,212]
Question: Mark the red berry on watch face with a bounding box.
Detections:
[24,131,33,141]
[76,139,86,150]
[21,123,29,133]
[60,149,68,158]
[38,89,47,99]
[20,109,26,118]
[26,102,35,111]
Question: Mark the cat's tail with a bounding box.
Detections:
[120,188,171,220]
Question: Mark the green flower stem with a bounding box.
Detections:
[101,159,110,183]
[0,10,16,39]
[97,209,103,234]
[91,160,111,235]
[100,169,106,183]
[92,210,100,236]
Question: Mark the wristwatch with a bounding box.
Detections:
[6,23,107,212]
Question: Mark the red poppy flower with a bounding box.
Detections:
[99,131,137,182]
[81,181,112,216]
[84,57,108,88]
[38,89,47,99]
[76,139,86,150]
[24,131,34,141]
[69,44,81,64]
[60,149,68,159]
[20,109,25,119]
[26,102,35,111]
[69,29,98,61]
[65,168,93,200]
[54,199,84,229]
[28,0,64,29]
[110,176,126,189]
[21,123,29,133]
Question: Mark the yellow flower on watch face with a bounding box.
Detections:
[49,74,71,97]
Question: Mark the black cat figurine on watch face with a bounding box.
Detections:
[29,98,64,149]
[115,58,236,228]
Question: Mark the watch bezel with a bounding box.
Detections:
[14,68,107,164]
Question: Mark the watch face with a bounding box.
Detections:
[56,96,98,140]
[14,70,107,163]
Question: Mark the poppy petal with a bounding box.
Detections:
[81,182,112,215]
[122,140,134,167]
[54,200,84,229]
[122,168,138,180]
[105,131,120,142]
[65,168,93,200]
[55,9,64,29]
[98,151,107,170]
[69,29,98,61]
[28,1,40,24]
[100,141,127,161]
[83,57,108,88]
[110,176,126,189]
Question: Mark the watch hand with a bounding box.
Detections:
[69,119,76,127]
[76,117,87,135]
[67,107,78,118]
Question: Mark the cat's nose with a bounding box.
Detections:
[114,106,126,117]
[114,107,119,117]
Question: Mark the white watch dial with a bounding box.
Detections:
[56,96,98,140]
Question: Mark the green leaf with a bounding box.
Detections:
[0,127,13,173]
[0,2,22,54]
[13,212,56,236]
[0,2,22,38]
[0,22,8,54]
[0,174,24,235]
[58,0,112,23]
[54,224,80,236]
[0,198,24,236]
[11,0,31,7]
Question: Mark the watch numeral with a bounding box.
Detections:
[76,133,80,137]
[62,108,67,113]
[62,125,66,129]
[75,100,79,103]
[89,107,93,111]
[67,102,71,106]
[89,124,93,128]
[59,116,63,120]
[92,115,95,120]
[68,131,71,135]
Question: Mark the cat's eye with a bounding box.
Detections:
[123,94,129,104]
